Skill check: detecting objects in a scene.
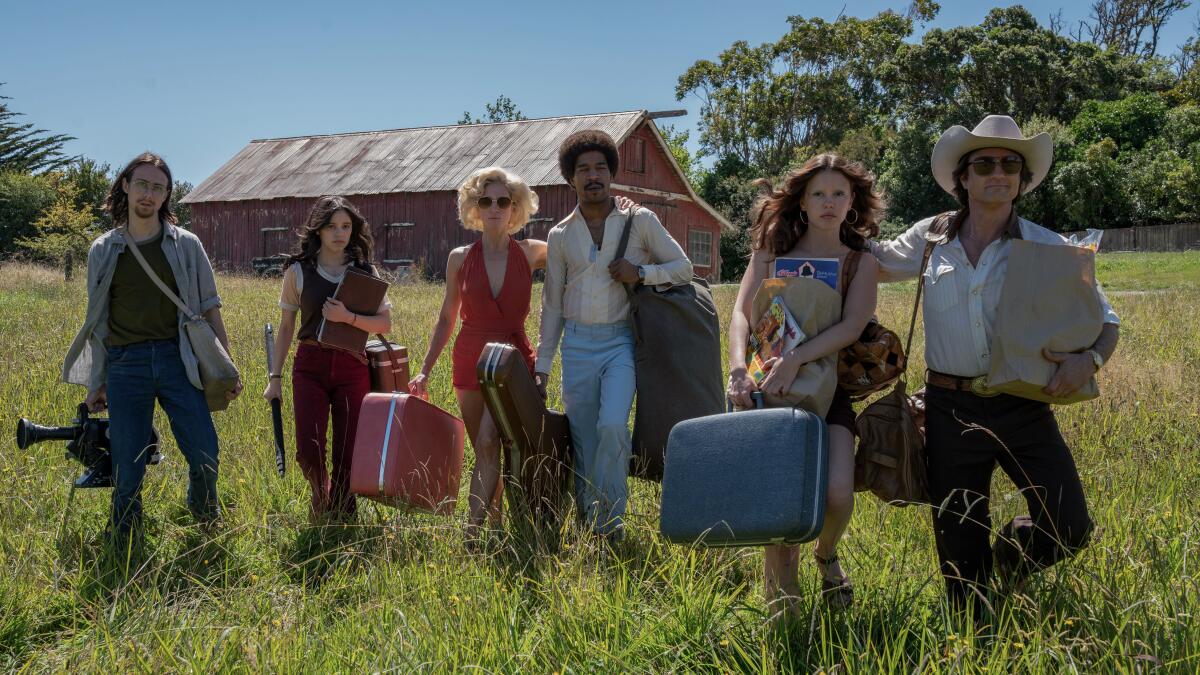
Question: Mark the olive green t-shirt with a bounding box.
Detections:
[107,231,180,346]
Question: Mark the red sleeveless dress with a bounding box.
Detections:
[450,238,536,390]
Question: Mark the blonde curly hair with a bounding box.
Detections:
[456,167,539,234]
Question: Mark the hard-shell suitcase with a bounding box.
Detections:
[365,336,409,393]
[660,394,829,546]
[477,342,572,524]
[349,392,465,515]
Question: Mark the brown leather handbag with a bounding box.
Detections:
[853,236,937,506]
[836,251,907,400]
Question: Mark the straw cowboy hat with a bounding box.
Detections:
[931,115,1053,196]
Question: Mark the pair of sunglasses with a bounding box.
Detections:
[968,157,1024,176]
[477,196,512,209]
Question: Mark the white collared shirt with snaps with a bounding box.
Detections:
[871,214,1120,378]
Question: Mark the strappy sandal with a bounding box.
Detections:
[814,552,854,609]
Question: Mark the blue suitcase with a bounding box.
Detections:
[660,394,829,546]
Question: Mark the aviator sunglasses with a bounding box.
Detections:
[477,196,513,209]
[968,156,1024,176]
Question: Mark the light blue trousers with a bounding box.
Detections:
[561,320,635,536]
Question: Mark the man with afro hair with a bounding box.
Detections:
[535,129,693,542]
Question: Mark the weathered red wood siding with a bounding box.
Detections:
[192,121,723,280]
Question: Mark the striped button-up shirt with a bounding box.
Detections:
[535,205,692,373]
[871,213,1119,378]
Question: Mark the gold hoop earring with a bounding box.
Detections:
[799,210,809,225]
[845,209,859,225]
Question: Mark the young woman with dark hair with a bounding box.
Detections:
[727,153,884,612]
[263,195,392,521]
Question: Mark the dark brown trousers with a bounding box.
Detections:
[925,386,1093,608]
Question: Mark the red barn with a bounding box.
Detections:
[182,110,730,280]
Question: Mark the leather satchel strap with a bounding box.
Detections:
[613,210,638,300]
[900,216,946,372]
[118,226,201,321]
[838,249,862,311]
[374,333,396,361]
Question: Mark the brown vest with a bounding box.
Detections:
[296,262,339,341]
[295,260,377,343]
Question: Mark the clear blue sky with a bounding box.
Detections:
[2,0,1195,184]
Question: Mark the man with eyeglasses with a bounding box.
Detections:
[62,152,242,542]
[535,130,692,542]
[870,116,1120,611]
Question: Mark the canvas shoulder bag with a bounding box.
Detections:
[119,227,240,412]
[614,212,725,482]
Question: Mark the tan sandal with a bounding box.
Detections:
[814,552,854,608]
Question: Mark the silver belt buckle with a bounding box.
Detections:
[970,376,999,397]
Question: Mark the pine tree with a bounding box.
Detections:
[0,85,74,173]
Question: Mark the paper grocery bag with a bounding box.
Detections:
[751,277,842,416]
[987,240,1104,405]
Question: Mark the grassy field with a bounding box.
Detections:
[1,251,1197,672]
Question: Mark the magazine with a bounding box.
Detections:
[773,257,840,291]
[746,295,807,384]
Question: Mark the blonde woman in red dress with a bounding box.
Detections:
[409,167,544,542]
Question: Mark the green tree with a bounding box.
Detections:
[1070,91,1170,150]
[1052,138,1134,229]
[1082,0,1191,60]
[694,155,761,281]
[0,170,58,256]
[457,95,526,125]
[0,85,74,173]
[15,176,100,265]
[883,6,1171,130]
[1012,115,1077,231]
[171,180,193,230]
[676,11,914,175]
[1172,33,1200,103]
[1121,105,1200,225]
[64,158,113,228]
[658,124,701,185]
[876,122,955,233]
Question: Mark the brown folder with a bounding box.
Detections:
[317,266,389,354]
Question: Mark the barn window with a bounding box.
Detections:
[688,229,712,267]
[627,137,646,173]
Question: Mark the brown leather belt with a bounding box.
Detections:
[925,370,1000,397]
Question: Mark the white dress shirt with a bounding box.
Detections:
[536,204,692,373]
[871,214,1120,378]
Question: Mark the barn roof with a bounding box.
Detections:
[183,111,648,204]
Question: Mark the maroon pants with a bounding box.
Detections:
[292,343,370,517]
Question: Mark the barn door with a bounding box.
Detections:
[384,221,416,269]
[260,226,291,257]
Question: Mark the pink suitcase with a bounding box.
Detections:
[349,393,465,515]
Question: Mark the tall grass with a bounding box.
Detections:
[1,253,1197,672]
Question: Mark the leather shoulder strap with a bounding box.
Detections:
[839,250,862,308]
[614,210,635,261]
[900,218,945,369]
[613,211,637,299]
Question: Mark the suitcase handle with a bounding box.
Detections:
[726,391,765,413]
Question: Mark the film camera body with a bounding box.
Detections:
[16,403,161,488]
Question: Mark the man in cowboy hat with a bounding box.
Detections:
[871,115,1120,610]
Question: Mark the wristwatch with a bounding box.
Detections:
[1085,349,1104,372]
[637,265,646,282]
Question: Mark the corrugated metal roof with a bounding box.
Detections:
[183,111,646,204]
